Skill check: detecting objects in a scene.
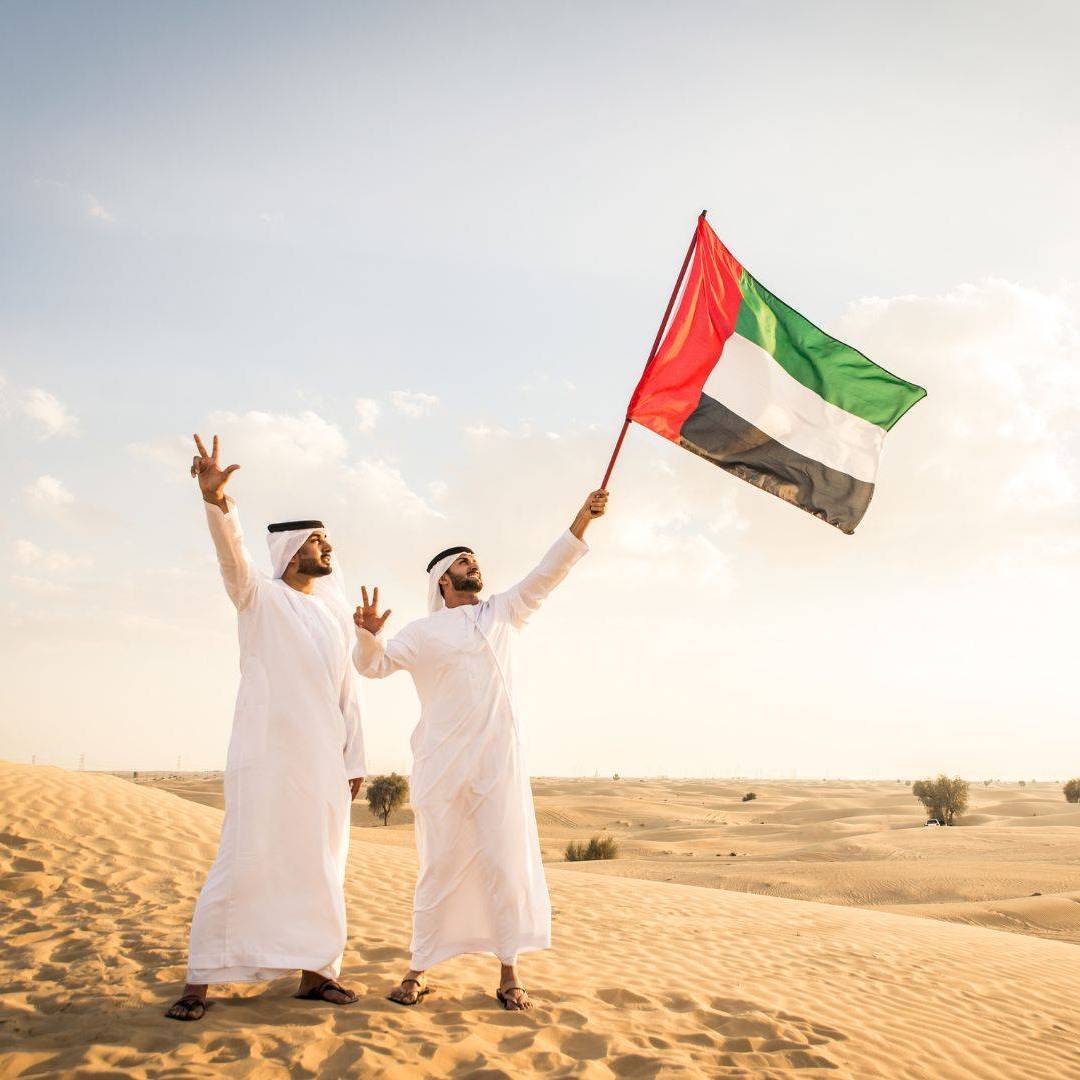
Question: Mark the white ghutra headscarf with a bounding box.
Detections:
[425,544,474,614]
[267,519,350,621]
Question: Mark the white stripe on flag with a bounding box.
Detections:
[702,333,884,483]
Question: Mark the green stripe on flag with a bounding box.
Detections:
[735,271,926,431]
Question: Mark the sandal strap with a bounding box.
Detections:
[500,985,527,994]
[401,977,424,987]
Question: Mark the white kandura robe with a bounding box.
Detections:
[354,530,587,970]
[186,499,366,985]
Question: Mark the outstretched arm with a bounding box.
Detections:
[352,586,417,678]
[494,489,608,629]
[191,433,256,610]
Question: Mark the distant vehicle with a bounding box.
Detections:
[925,818,943,827]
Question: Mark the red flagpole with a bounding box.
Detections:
[599,210,706,490]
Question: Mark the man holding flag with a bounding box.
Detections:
[352,489,607,1011]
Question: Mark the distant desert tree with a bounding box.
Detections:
[741,792,757,802]
[366,773,409,826]
[1018,780,1027,788]
[1064,779,1080,804]
[983,780,992,787]
[565,835,619,861]
[612,773,621,781]
[912,775,969,825]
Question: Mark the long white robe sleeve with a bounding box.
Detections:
[203,498,258,610]
[353,529,587,971]
[186,499,364,984]
[491,529,589,629]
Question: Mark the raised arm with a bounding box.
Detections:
[494,489,608,629]
[191,433,257,610]
[352,586,418,678]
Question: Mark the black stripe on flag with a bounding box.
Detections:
[678,393,874,534]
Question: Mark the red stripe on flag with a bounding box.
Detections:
[627,220,744,443]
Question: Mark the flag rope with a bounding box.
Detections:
[599,210,706,490]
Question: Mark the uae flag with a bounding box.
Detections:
[626,217,926,533]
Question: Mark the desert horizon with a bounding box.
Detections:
[4,760,1079,1076]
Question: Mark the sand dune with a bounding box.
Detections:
[4,762,1080,1077]
[149,772,1080,935]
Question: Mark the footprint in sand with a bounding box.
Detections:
[596,987,652,1009]
[560,1030,609,1060]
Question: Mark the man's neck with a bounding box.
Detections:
[282,568,316,595]
[443,590,481,609]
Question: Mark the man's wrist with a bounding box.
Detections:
[202,492,229,512]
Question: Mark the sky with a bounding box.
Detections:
[1,0,1077,780]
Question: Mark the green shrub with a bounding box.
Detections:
[741,792,757,802]
[565,834,619,861]
[1063,778,1080,804]
[365,772,409,826]
[912,775,969,825]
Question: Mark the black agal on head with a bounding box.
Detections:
[267,520,325,533]
[426,546,473,573]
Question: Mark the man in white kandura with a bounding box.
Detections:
[352,488,608,1011]
[166,434,367,1022]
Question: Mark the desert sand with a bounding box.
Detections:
[3,762,1080,1077]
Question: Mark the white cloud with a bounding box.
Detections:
[204,409,348,469]
[464,422,510,438]
[10,575,72,595]
[20,387,78,438]
[127,436,191,479]
[86,193,114,223]
[355,397,381,432]
[389,390,440,418]
[13,540,92,572]
[831,278,1080,563]
[25,475,74,509]
[344,459,444,520]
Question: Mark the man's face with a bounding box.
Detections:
[294,531,333,577]
[442,551,482,595]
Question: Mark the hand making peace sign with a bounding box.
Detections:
[354,586,392,636]
[190,433,241,506]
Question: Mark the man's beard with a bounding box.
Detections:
[297,556,333,577]
[447,569,482,593]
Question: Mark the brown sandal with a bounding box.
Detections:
[387,977,432,1007]
[165,994,208,1022]
[496,985,531,1011]
[294,978,359,1004]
